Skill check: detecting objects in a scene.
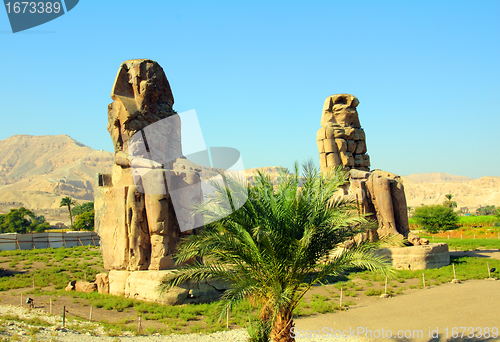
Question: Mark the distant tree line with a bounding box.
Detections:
[476,205,498,216]
[0,207,50,234]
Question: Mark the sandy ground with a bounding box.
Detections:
[0,279,498,341]
[1,249,499,341]
[296,279,500,342]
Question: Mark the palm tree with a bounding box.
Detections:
[444,194,457,209]
[160,161,393,342]
[59,196,77,227]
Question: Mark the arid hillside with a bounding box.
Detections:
[402,173,500,211]
[0,135,114,223]
[0,135,498,223]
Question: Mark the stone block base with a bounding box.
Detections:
[99,270,229,305]
[377,243,450,270]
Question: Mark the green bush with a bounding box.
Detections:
[72,202,94,217]
[74,210,95,231]
[412,205,459,233]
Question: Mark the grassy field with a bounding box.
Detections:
[409,215,500,230]
[0,244,499,336]
[0,246,103,291]
[419,236,500,251]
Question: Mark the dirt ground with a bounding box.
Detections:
[296,279,500,341]
[0,250,499,341]
[1,279,499,341]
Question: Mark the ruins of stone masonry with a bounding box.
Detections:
[95,59,204,272]
[317,94,427,246]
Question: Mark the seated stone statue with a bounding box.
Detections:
[316,94,427,245]
[95,59,203,271]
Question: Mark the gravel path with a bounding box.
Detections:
[0,304,368,342]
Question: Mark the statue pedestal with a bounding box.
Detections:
[377,243,450,270]
[96,270,229,305]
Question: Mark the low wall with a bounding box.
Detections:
[0,232,100,251]
[377,243,450,270]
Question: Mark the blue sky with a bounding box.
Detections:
[1,1,499,179]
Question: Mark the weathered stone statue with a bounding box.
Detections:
[317,94,427,245]
[95,59,203,271]
[316,94,370,173]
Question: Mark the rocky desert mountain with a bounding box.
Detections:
[0,135,498,223]
[402,173,500,211]
[0,135,114,223]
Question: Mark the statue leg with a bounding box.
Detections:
[390,181,410,236]
[369,176,400,236]
[142,169,180,270]
[126,186,149,271]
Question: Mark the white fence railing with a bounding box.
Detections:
[0,232,100,251]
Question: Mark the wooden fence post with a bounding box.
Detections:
[340,287,343,308]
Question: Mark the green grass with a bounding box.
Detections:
[421,236,500,251]
[364,288,383,296]
[0,246,104,291]
[393,256,500,283]
[0,314,52,327]
[458,215,499,226]
[409,215,500,228]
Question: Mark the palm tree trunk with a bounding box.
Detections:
[68,204,73,226]
[272,310,295,342]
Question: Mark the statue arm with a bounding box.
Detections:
[115,151,163,169]
[115,151,131,167]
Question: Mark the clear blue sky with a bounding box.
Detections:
[1,1,499,179]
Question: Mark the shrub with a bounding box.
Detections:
[74,211,95,231]
[412,205,459,233]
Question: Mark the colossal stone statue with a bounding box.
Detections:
[95,59,204,271]
[317,94,426,245]
[316,94,370,173]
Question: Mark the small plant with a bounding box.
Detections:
[247,319,271,342]
[395,287,406,295]
[344,290,357,297]
[364,288,383,296]
[28,327,40,336]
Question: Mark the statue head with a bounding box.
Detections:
[108,59,177,154]
[320,94,361,128]
[111,59,174,112]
